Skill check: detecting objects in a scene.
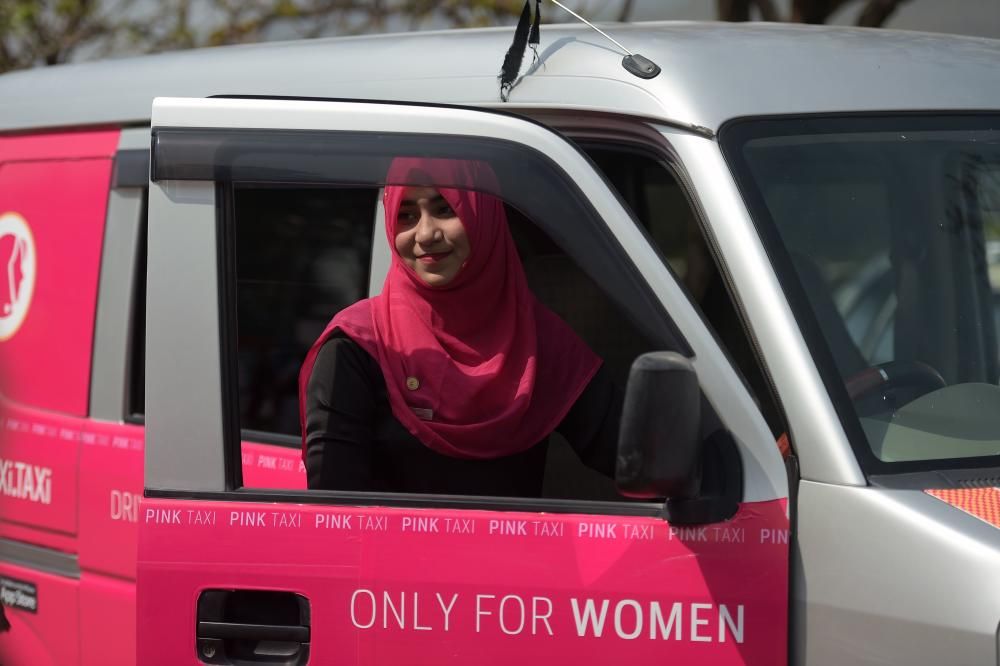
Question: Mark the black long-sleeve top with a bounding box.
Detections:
[304,333,621,496]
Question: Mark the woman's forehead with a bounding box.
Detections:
[399,185,444,203]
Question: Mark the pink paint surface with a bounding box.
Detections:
[0,129,118,162]
[0,129,118,416]
[1,399,303,665]
[0,399,143,665]
[0,399,82,540]
[138,498,788,665]
[80,572,136,666]
[5,387,780,666]
[77,418,145,580]
[76,427,305,580]
[1,392,306,559]
[241,440,307,489]
[0,561,79,666]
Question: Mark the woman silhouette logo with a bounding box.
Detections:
[0,213,36,342]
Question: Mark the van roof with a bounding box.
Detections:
[3,21,1000,134]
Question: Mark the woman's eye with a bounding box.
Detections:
[397,211,418,224]
[435,205,455,217]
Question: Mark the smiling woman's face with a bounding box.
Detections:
[393,186,471,287]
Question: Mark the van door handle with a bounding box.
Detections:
[197,621,309,643]
[196,589,310,665]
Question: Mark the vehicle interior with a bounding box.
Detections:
[735,122,1000,463]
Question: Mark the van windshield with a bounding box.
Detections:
[722,115,1000,471]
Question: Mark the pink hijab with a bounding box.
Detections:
[299,157,601,459]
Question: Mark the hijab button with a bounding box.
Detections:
[406,376,420,391]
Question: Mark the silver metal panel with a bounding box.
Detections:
[116,126,152,151]
[667,130,865,486]
[0,537,80,579]
[90,129,150,421]
[793,481,1000,665]
[3,23,1000,134]
[89,187,144,421]
[150,96,786,502]
[368,193,390,297]
[145,180,225,491]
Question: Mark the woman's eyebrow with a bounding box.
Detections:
[399,195,447,206]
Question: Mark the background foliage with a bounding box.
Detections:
[0,0,911,73]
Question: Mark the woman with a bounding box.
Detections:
[299,157,620,496]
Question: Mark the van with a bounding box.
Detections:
[1,19,999,666]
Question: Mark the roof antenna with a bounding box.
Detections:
[499,0,541,102]
[547,0,660,79]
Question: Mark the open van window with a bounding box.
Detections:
[723,114,1000,470]
[226,164,657,501]
[210,137,768,505]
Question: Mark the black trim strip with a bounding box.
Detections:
[242,429,300,449]
[126,189,149,421]
[0,538,80,579]
[145,487,665,518]
[217,182,243,492]
[198,621,309,643]
[112,149,150,188]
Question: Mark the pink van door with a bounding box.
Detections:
[0,128,119,666]
[0,126,308,666]
[136,97,790,665]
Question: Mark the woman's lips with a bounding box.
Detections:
[417,251,451,264]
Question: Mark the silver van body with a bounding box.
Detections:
[3,21,1000,665]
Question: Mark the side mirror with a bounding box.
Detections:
[615,352,701,500]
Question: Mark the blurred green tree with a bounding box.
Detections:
[1,0,109,69]
[0,0,912,74]
[1,0,596,72]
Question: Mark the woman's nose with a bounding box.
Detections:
[414,213,441,244]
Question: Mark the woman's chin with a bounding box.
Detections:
[416,270,457,288]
